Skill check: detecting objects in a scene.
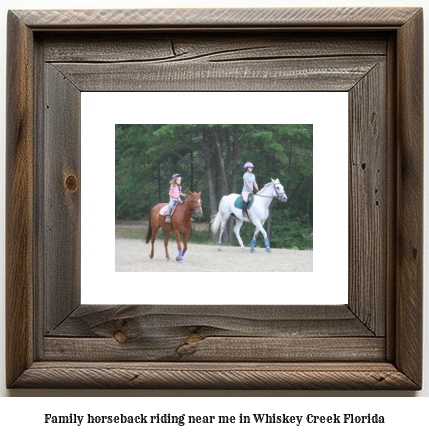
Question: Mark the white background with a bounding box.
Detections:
[81,92,348,305]
[0,0,428,427]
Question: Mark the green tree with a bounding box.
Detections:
[115,124,313,249]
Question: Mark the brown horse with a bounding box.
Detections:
[144,191,203,262]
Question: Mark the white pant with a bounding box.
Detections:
[242,191,252,202]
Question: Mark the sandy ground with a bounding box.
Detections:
[115,238,313,272]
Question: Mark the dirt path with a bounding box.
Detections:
[116,219,208,232]
[116,238,313,272]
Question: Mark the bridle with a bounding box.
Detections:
[184,195,203,214]
[255,182,285,200]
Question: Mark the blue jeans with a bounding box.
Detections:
[166,199,178,215]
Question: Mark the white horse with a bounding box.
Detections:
[211,178,288,252]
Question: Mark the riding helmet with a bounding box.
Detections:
[171,173,181,180]
[244,162,254,169]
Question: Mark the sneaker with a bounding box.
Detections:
[165,216,171,222]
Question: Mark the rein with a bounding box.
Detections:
[182,195,202,214]
[255,183,284,199]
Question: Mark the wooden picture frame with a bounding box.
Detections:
[6,8,423,389]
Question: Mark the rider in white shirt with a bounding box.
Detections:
[242,162,259,217]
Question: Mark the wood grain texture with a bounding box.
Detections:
[348,61,386,335]
[395,9,424,388]
[48,305,374,338]
[14,8,420,29]
[11,362,418,390]
[44,305,381,362]
[42,34,388,63]
[52,56,383,92]
[44,337,385,362]
[43,64,81,333]
[5,11,35,388]
[384,33,398,364]
[6,8,423,390]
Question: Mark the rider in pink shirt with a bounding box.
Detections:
[165,173,186,222]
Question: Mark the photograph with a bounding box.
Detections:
[115,124,313,272]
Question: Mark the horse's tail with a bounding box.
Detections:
[211,196,227,234]
[144,214,153,244]
[210,211,221,234]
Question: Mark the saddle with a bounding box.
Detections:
[159,202,179,217]
[234,193,255,210]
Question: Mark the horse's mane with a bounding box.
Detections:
[258,179,279,195]
[179,191,200,207]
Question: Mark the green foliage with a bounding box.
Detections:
[116,124,313,249]
[269,209,313,251]
[235,208,313,251]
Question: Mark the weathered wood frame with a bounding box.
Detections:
[6,8,423,390]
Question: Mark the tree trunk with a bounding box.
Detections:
[157,165,162,203]
[215,126,234,244]
[231,125,239,193]
[189,149,194,192]
[215,125,229,196]
[202,127,219,241]
[225,126,232,172]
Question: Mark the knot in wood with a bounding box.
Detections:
[114,331,128,343]
[65,174,78,193]
[186,333,203,344]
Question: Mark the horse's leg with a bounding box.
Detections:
[150,229,159,259]
[174,230,183,262]
[250,228,261,253]
[217,217,229,251]
[163,227,171,261]
[253,219,271,253]
[149,218,160,259]
[181,231,189,259]
[233,219,245,249]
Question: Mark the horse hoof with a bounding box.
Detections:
[218,247,222,252]
[166,258,171,261]
[266,248,271,253]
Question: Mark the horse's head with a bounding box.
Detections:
[187,191,203,217]
[271,178,288,202]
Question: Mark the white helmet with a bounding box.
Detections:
[244,162,254,169]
